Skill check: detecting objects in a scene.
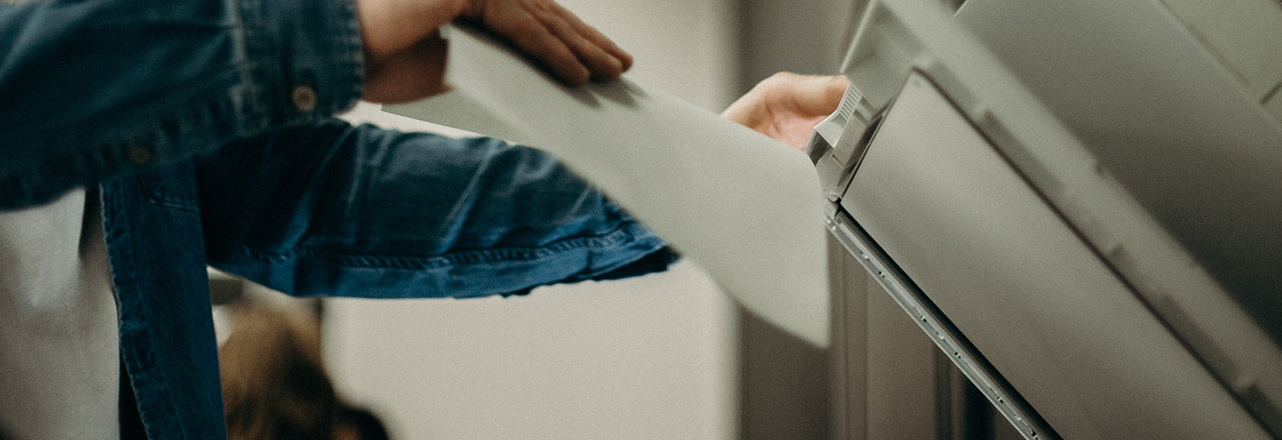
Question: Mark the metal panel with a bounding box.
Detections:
[957,0,1282,349]
[829,218,1028,440]
[842,72,1270,439]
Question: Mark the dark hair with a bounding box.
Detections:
[335,407,390,440]
[219,302,389,440]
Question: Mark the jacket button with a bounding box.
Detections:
[292,85,318,112]
[128,142,153,165]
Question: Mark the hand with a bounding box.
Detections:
[721,73,849,152]
[357,0,633,104]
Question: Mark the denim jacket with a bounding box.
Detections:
[1,0,674,438]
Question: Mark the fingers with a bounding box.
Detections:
[538,11,623,81]
[476,0,632,86]
[787,75,848,117]
[720,73,850,152]
[719,87,772,132]
[500,16,593,85]
[543,0,632,72]
[759,72,847,117]
[360,0,631,94]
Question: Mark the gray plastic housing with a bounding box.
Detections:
[811,0,1282,438]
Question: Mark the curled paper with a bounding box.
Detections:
[385,25,830,347]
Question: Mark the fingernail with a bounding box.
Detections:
[597,57,623,81]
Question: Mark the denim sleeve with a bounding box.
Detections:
[194,120,677,298]
[0,0,363,209]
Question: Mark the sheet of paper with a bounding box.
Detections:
[385,25,829,347]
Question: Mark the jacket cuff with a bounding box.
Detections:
[236,0,365,131]
[589,246,681,281]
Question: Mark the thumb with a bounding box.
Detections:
[785,75,849,118]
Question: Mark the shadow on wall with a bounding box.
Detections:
[217,296,390,440]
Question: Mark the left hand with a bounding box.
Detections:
[721,73,849,151]
[358,0,632,104]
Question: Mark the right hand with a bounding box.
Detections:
[356,0,633,104]
[721,73,849,152]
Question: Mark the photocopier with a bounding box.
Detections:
[809,0,1282,438]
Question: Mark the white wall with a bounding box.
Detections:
[323,1,741,439]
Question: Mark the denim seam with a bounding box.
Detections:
[102,179,173,440]
[236,0,363,127]
[138,176,201,212]
[236,221,650,269]
[0,85,242,209]
[0,0,361,210]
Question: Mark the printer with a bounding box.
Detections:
[811,0,1282,438]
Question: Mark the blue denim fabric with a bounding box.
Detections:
[104,123,673,439]
[199,121,674,299]
[1,0,362,207]
[2,0,675,438]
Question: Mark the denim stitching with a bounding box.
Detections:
[237,221,648,269]
[138,173,200,212]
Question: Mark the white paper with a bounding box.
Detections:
[385,25,829,347]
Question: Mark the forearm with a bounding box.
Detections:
[0,0,363,209]
[195,121,675,298]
